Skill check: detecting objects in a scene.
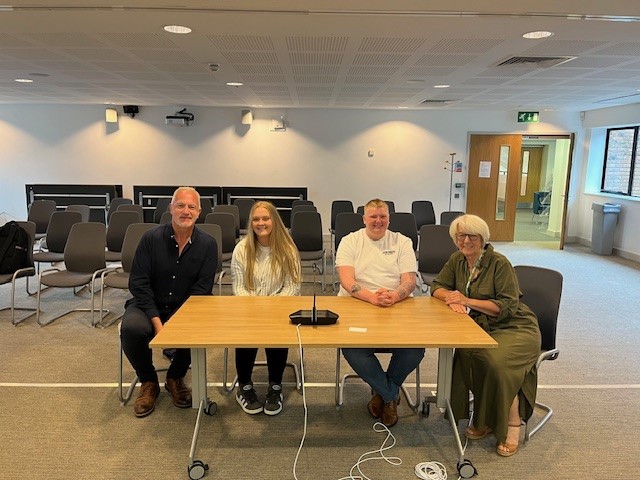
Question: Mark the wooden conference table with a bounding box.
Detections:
[151,295,497,479]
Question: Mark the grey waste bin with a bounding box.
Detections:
[591,203,621,255]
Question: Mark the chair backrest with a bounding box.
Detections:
[65,204,91,222]
[205,212,237,254]
[16,221,36,269]
[389,212,418,251]
[196,223,223,275]
[107,198,133,222]
[330,200,354,230]
[45,211,83,253]
[514,265,563,353]
[356,205,364,215]
[384,201,395,213]
[411,200,436,229]
[153,198,171,223]
[440,210,465,226]
[292,199,314,207]
[291,204,317,219]
[121,223,156,272]
[214,205,240,237]
[233,198,255,230]
[159,211,172,225]
[418,224,457,275]
[116,204,144,222]
[533,191,550,214]
[63,222,106,273]
[106,211,141,253]
[28,200,57,234]
[334,212,364,251]
[197,198,213,224]
[291,211,323,252]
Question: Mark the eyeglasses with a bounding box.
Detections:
[455,233,479,242]
[172,203,199,211]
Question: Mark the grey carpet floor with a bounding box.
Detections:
[1,242,639,479]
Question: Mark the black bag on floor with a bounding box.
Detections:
[0,221,29,274]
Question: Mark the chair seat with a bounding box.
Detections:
[0,268,35,285]
[33,251,65,263]
[222,252,232,262]
[420,272,437,286]
[299,250,324,261]
[104,271,129,289]
[105,251,122,262]
[40,271,94,288]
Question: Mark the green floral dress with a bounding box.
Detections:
[431,244,541,443]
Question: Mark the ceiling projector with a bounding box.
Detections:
[166,108,194,126]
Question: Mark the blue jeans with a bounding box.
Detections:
[341,348,425,402]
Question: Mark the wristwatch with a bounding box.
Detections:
[350,283,361,294]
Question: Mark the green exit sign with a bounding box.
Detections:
[518,111,540,123]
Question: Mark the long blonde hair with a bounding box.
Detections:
[243,201,301,290]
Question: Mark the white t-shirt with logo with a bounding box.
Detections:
[335,228,416,297]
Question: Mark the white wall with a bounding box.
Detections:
[0,103,612,253]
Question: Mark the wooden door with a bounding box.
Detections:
[467,134,522,241]
[517,147,543,205]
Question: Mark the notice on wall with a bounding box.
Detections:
[478,161,492,178]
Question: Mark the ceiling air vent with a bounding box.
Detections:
[495,56,576,68]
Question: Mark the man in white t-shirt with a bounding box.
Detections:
[335,199,425,427]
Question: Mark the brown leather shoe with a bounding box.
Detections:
[381,397,400,427]
[134,381,160,418]
[367,393,384,419]
[165,377,192,408]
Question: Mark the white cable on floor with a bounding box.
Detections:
[292,324,308,480]
[414,461,447,479]
[337,422,402,480]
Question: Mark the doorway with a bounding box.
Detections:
[467,134,573,248]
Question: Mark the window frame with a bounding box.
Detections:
[602,126,638,197]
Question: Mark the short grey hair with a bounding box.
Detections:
[449,214,490,246]
[171,186,201,207]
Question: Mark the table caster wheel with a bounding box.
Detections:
[204,401,217,416]
[457,459,477,478]
[188,460,208,480]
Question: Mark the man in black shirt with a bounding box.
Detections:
[121,187,217,418]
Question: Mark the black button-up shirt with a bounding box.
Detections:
[128,223,217,321]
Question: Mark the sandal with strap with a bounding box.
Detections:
[496,423,521,457]
[464,425,492,440]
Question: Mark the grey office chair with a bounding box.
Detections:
[411,200,436,230]
[116,204,144,222]
[197,197,213,224]
[100,223,156,327]
[329,200,354,259]
[291,199,313,207]
[233,198,254,236]
[332,212,364,291]
[389,212,418,253]
[514,265,563,441]
[290,210,326,291]
[440,210,465,226]
[159,211,172,225]
[205,212,237,264]
[27,199,57,241]
[107,198,133,223]
[0,221,37,325]
[384,201,396,213]
[417,225,457,292]
[36,222,108,327]
[105,211,141,263]
[195,223,225,295]
[33,210,83,269]
[214,205,240,240]
[291,204,317,219]
[65,204,91,222]
[153,198,171,224]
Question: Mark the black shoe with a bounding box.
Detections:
[236,383,263,414]
[264,383,283,416]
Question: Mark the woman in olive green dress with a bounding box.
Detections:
[431,214,541,457]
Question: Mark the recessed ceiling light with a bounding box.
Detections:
[398,106,409,109]
[251,104,263,107]
[433,84,450,89]
[14,78,33,83]
[226,82,244,87]
[523,30,554,39]
[163,25,192,34]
